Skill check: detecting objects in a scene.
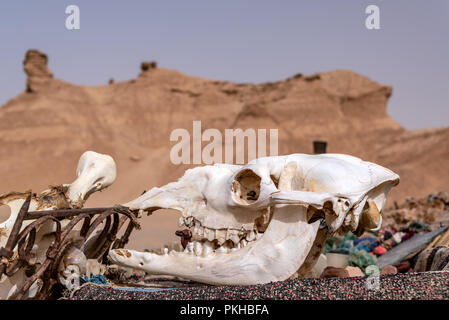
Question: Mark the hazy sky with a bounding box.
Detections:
[0,1,448,129]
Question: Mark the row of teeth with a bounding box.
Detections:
[182,237,257,257]
[179,216,261,245]
[150,236,260,257]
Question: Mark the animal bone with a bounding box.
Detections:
[109,153,399,285]
[67,151,117,208]
[57,247,87,290]
[0,151,116,299]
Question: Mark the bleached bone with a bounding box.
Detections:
[109,153,399,285]
[0,151,116,299]
[57,247,87,290]
[67,151,117,208]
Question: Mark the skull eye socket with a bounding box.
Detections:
[232,169,261,205]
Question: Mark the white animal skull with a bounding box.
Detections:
[109,154,399,285]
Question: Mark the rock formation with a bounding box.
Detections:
[23,49,53,92]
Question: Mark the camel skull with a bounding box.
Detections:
[109,153,399,285]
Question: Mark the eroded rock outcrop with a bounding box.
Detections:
[23,49,53,92]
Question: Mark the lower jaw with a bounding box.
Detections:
[109,204,320,286]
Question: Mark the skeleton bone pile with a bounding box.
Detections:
[109,153,399,285]
[0,151,116,299]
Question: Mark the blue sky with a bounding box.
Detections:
[0,1,448,129]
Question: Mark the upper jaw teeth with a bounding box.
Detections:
[172,216,262,257]
[178,216,260,244]
[246,230,256,241]
[180,238,251,257]
[185,242,194,254]
[185,216,194,227]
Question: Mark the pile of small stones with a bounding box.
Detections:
[68,271,449,300]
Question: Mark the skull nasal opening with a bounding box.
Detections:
[232,169,262,205]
